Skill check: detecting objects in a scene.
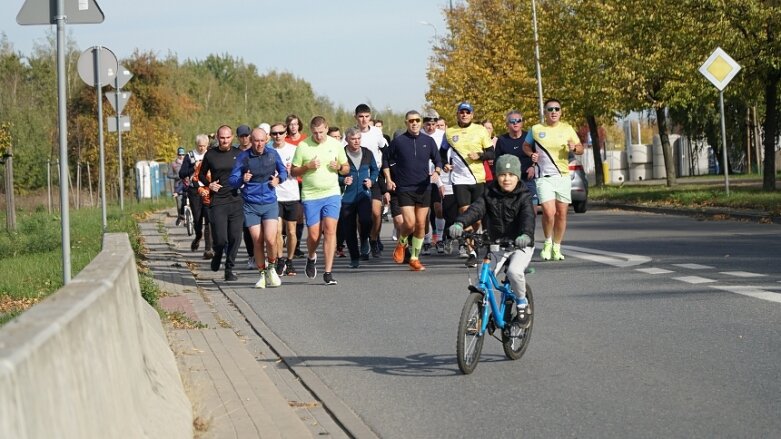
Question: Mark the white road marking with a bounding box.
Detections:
[636,267,674,274]
[710,285,781,304]
[720,271,766,278]
[562,245,651,268]
[674,276,716,284]
[673,263,714,270]
[560,245,781,304]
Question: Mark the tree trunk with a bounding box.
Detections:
[586,114,604,188]
[762,70,778,191]
[655,106,677,187]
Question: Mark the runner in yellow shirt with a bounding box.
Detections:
[442,101,494,267]
[522,98,583,261]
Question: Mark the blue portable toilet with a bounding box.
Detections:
[148,161,161,199]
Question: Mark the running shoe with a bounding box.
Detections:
[516,296,531,326]
[421,243,431,256]
[370,240,381,258]
[350,259,360,268]
[284,260,297,276]
[409,259,426,271]
[360,239,370,257]
[305,256,317,279]
[224,270,238,281]
[552,246,565,261]
[458,245,468,258]
[323,272,337,285]
[377,239,384,252]
[465,252,478,268]
[275,258,286,276]
[393,242,407,264]
[175,216,183,226]
[191,238,201,251]
[336,246,346,258]
[540,241,553,261]
[360,253,370,261]
[266,267,282,287]
[246,256,256,270]
[436,240,445,254]
[254,271,266,288]
[203,250,214,260]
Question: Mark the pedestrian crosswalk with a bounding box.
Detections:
[561,244,781,304]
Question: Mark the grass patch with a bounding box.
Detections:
[591,184,781,216]
[0,198,173,320]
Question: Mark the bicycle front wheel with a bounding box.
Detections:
[457,292,486,374]
[184,206,194,236]
[502,284,534,360]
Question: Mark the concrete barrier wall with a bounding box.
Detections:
[0,233,192,439]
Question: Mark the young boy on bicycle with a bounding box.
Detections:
[449,154,535,311]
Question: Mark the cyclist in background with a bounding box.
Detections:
[448,154,535,311]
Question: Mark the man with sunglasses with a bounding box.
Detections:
[269,123,302,277]
[384,110,443,271]
[442,101,494,268]
[522,98,583,261]
[495,111,538,208]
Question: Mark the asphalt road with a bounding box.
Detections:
[229,209,781,438]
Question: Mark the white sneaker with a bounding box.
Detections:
[247,256,256,270]
[266,267,282,288]
[391,227,398,241]
[458,245,468,258]
[254,271,266,289]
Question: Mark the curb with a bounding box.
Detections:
[591,201,781,225]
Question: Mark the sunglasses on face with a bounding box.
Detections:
[508,118,523,124]
[546,107,561,112]
[270,131,286,136]
[407,118,421,123]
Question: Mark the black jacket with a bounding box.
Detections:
[455,181,535,245]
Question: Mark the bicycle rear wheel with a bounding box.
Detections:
[502,284,534,360]
[184,206,194,236]
[457,292,486,374]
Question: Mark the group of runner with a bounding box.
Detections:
[173,100,583,288]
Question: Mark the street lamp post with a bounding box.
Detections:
[531,0,545,123]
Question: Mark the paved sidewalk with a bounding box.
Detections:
[140,209,347,439]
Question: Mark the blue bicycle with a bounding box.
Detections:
[456,232,534,374]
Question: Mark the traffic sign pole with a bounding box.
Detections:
[18,0,106,286]
[94,47,107,229]
[117,99,125,210]
[719,90,730,196]
[55,0,71,284]
[699,47,741,197]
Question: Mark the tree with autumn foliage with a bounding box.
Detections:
[427,0,779,191]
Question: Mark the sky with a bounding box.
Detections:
[1,0,449,113]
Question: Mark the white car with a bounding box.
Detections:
[569,157,589,213]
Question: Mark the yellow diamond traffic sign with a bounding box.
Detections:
[699,47,741,91]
